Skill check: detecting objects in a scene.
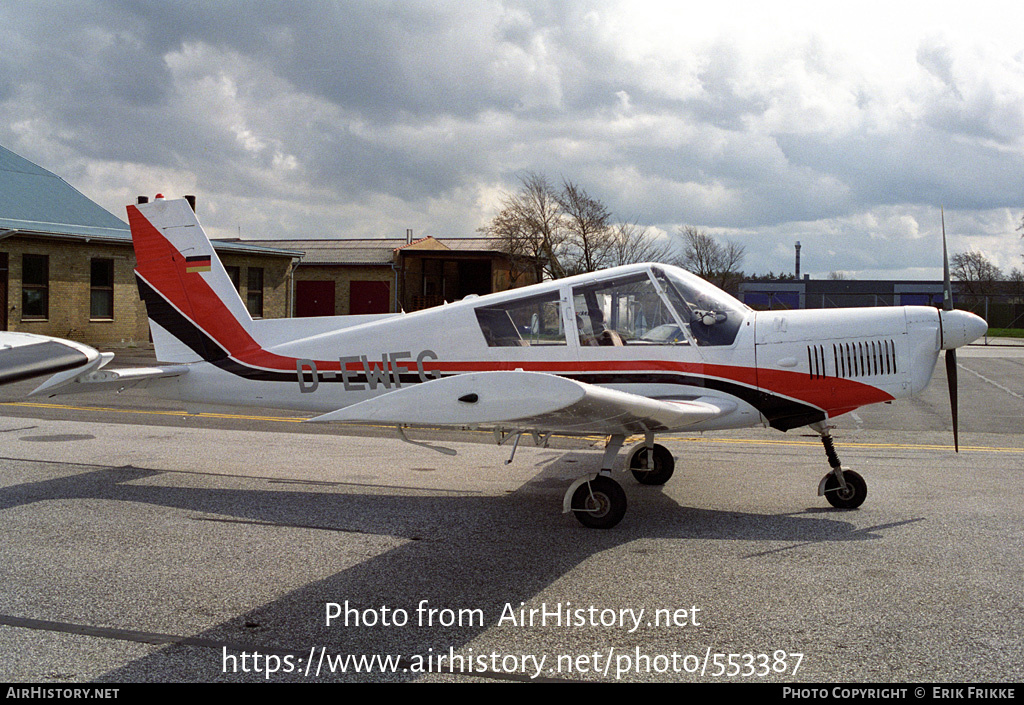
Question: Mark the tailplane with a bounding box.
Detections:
[128,197,258,363]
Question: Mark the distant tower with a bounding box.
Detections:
[795,241,801,279]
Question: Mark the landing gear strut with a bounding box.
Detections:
[815,425,867,509]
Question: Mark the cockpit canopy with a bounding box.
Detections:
[473,264,749,348]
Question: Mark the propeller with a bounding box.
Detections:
[941,208,959,452]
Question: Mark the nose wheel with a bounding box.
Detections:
[815,425,868,509]
[821,469,867,509]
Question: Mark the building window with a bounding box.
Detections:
[21,254,48,320]
[225,266,241,294]
[246,267,264,317]
[90,258,114,319]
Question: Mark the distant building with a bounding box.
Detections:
[0,144,298,348]
[739,278,947,311]
[253,235,534,316]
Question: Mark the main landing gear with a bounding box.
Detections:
[564,433,676,529]
[814,423,867,509]
[562,426,867,528]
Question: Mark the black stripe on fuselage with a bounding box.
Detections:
[137,275,824,431]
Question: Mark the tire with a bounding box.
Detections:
[629,444,675,485]
[571,476,627,529]
[823,469,867,509]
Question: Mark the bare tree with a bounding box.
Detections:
[1009,267,1024,300]
[482,173,670,279]
[481,172,567,281]
[606,220,673,267]
[557,179,613,275]
[675,226,746,292]
[951,250,1003,295]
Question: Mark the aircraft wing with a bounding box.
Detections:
[307,371,734,435]
[0,332,101,386]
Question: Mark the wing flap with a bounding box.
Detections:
[307,371,733,434]
[30,362,190,397]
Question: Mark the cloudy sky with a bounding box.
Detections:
[3,0,1024,279]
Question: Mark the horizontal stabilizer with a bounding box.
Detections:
[307,371,732,434]
[30,363,190,397]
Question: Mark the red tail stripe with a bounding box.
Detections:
[129,205,292,370]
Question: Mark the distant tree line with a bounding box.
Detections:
[483,174,1024,297]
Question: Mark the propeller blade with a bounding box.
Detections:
[945,348,959,452]
[941,209,959,452]
[941,207,953,312]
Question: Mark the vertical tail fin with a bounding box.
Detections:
[128,198,259,363]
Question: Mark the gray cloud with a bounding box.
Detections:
[1,1,1022,276]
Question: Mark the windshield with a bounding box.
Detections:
[652,266,748,346]
[572,272,687,346]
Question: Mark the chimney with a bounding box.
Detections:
[795,241,801,278]
[406,228,413,245]
[136,196,149,204]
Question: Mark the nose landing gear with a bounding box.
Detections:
[815,425,867,509]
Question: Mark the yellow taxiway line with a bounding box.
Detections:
[2,401,1022,455]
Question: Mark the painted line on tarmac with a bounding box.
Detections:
[4,401,1022,455]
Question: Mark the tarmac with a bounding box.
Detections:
[0,343,1021,683]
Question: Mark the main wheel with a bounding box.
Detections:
[571,476,627,529]
[628,444,675,485]
[823,469,867,509]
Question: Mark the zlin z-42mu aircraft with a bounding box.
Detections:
[31,197,987,529]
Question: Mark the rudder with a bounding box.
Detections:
[129,198,259,363]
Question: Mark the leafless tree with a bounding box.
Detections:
[675,226,746,292]
[557,179,613,275]
[1008,267,1024,300]
[481,173,671,279]
[605,220,673,267]
[481,172,567,281]
[951,250,1003,295]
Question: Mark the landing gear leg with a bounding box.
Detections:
[814,424,867,509]
[563,434,628,529]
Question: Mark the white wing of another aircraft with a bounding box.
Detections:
[0,332,105,387]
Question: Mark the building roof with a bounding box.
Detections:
[0,144,129,240]
[254,237,508,266]
[0,144,298,258]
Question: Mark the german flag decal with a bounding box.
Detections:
[185,255,212,273]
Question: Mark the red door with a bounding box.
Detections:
[350,281,390,315]
[296,281,336,317]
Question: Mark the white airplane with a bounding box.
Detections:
[0,331,103,387]
[31,197,988,528]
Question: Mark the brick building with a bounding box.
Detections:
[0,145,299,348]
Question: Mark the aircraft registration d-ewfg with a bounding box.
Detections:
[31,197,987,528]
